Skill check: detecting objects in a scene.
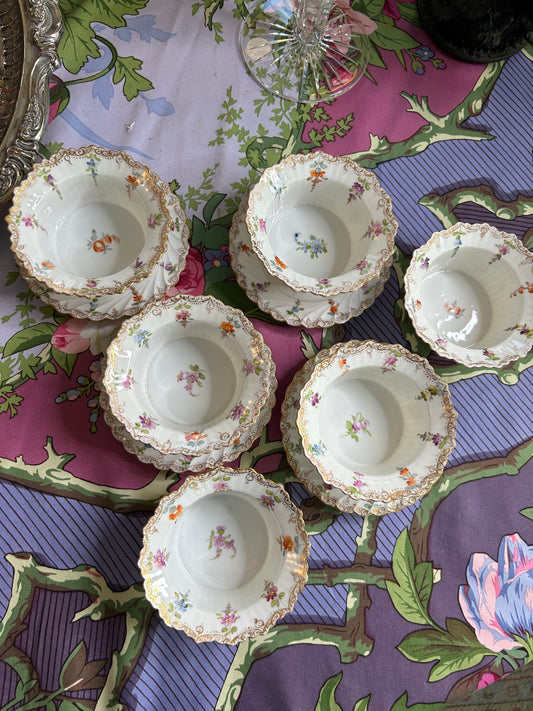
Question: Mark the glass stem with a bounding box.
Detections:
[294,0,335,43]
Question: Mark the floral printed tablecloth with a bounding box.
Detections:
[0,1,532,709]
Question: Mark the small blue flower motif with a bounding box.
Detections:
[310,441,326,456]
[289,299,303,314]
[420,257,429,270]
[204,246,230,271]
[175,590,191,613]
[415,65,425,75]
[134,329,150,345]
[416,46,435,61]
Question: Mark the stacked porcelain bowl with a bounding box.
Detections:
[229,151,398,327]
[6,145,190,320]
[281,339,458,516]
[100,293,277,473]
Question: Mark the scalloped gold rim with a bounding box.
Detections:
[229,193,392,327]
[295,339,457,506]
[246,151,397,297]
[138,467,310,645]
[7,145,173,297]
[404,222,533,368]
[103,294,275,456]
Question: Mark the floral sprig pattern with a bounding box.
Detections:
[510,282,533,297]
[306,161,328,190]
[134,412,158,435]
[347,178,370,202]
[176,364,206,396]
[277,535,299,555]
[218,603,239,635]
[125,170,147,199]
[128,322,151,347]
[12,210,47,233]
[228,402,250,424]
[146,548,168,571]
[212,473,231,492]
[85,152,100,185]
[348,472,366,494]
[117,369,135,390]
[382,349,402,373]
[219,317,242,337]
[418,431,449,449]
[262,580,285,607]
[303,389,320,407]
[208,525,236,559]
[87,229,120,254]
[489,239,516,264]
[293,232,328,259]
[168,504,183,521]
[36,166,63,198]
[364,219,392,240]
[267,173,286,199]
[505,323,533,339]
[260,489,283,509]
[243,357,263,376]
[416,384,441,401]
[344,412,371,442]
[170,590,192,620]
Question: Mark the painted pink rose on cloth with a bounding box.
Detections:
[165,247,205,298]
[459,533,533,655]
[52,319,119,355]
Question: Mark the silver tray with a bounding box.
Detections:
[0,0,61,204]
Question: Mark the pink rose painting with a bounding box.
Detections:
[165,247,205,298]
[52,319,119,355]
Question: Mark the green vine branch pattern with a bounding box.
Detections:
[410,437,533,562]
[0,552,152,711]
[0,436,184,513]
[215,438,533,709]
[420,185,533,229]
[349,62,504,168]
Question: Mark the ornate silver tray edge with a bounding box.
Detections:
[0,0,62,204]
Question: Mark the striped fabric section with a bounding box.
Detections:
[14,588,125,701]
[283,582,349,625]
[122,618,235,711]
[447,370,533,466]
[373,504,421,565]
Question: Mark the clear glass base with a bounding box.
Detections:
[240,1,370,104]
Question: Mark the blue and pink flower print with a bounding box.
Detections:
[459,533,533,654]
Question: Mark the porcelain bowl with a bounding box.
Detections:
[100,355,277,474]
[139,466,310,644]
[245,151,397,297]
[296,340,457,507]
[103,294,275,457]
[404,222,533,368]
[7,145,173,297]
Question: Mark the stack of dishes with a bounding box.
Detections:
[281,339,457,516]
[101,294,277,473]
[229,151,397,327]
[139,466,310,644]
[6,145,189,320]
